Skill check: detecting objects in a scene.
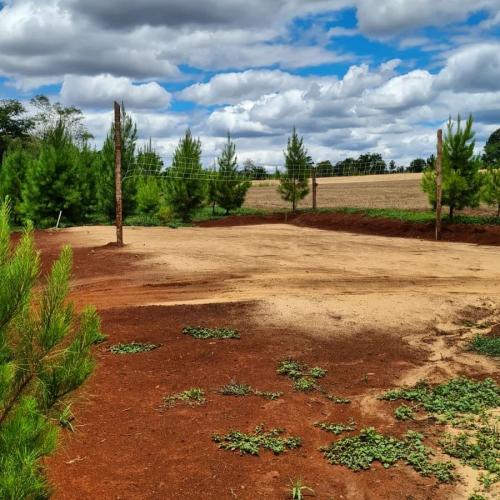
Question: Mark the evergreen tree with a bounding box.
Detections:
[422,115,482,220]
[0,201,102,498]
[483,128,500,166]
[20,120,84,226]
[278,128,310,211]
[165,129,206,222]
[213,134,250,214]
[481,166,500,217]
[96,105,138,221]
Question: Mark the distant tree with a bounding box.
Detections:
[483,128,500,166]
[242,159,268,180]
[316,160,334,177]
[0,200,102,498]
[278,128,311,211]
[422,115,482,220]
[389,160,397,172]
[213,134,250,215]
[96,104,138,221]
[481,166,500,217]
[426,154,436,169]
[358,153,386,174]
[409,158,427,173]
[165,129,206,222]
[0,99,34,160]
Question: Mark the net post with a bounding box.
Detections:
[114,101,124,247]
[435,129,443,241]
[312,165,317,210]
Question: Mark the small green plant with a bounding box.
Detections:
[218,381,283,400]
[109,342,160,354]
[182,326,240,339]
[394,404,415,421]
[382,378,499,421]
[163,388,206,408]
[468,493,486,500]
[277,359,327,392]
[315,419,356,435]
[290,478,315,499]
[325,394,351,404]
[470,335,500,357]
[322,428,455,482]
[212,425,301,456]
[58,404,75,432]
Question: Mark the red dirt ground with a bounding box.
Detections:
[197,212,500,246]
[28,228,497,499]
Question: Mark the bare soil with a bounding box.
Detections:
[32,225,499,499]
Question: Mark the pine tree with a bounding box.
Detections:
[278,128,311,211]
[481,167,500,217]
[213,134,250,215]
[96,104,138,221]
[0,201,102,498]
[422,115,482,220]
[165,129,206,222]
[20,120,84,226]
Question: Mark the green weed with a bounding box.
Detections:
[58,404,75,432]
[325,394,351,404]
[218,381,283,400]
[212,425,302,456]
[322,428,455,482]
[182,326,240,339]
[394,404,415,421]
[470,335,500,357]
[315,419,356,435]
[277,359,327,392]
[109,342,159,354]
[290,478,314,499]
[163,388,206,408]
[254,390,283,401]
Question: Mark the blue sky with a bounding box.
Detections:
[1,0,499,164]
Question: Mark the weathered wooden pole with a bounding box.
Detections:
[435,129,443,241]
[312,166,318,210]
[114,101,123,246]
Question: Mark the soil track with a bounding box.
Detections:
[32,225,499,499]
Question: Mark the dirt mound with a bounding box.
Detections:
[197,212,500,245]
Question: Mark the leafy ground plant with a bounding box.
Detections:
[182,326,240,339]
[322,428,455,482]
[315,419,356,435]
[219,381,282,400]
[163,388,206,408]
[382,377,499,421]
[109,342,159,354]
[290,478,315,499]
[212,425,301,455]
[394,404,415,421]
[470,334,500,357]
[277,359,327,392]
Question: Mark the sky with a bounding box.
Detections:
[0,0,499,165]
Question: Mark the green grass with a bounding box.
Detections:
[212,425,301,456]
[382,377,499,421]
[277,359,327,393]
[470,335,500,357]
[182,326,240,340]
[315,419,356,435]
[394,404,415,421]
[321,428,455,482]
[108,342,160,354]
[218,381,283,400]
[163,388,206,408]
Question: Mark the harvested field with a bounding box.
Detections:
[35,224,500,499]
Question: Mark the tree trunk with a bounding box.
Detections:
[292,179,296,212]
[212,201,216,216]
[497,203,499,218]
[449,205,454,221]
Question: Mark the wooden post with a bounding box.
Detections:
[312,166,318,210]
[114,101,123,246]
[435,129,443,241]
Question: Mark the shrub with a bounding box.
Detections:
[0,201,102,498]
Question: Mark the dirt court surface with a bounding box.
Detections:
[37,224,500,499]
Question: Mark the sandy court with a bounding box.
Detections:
[59,224,500,334]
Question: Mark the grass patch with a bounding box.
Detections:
[109,342,159,354]
[163,388,206,408]
[325,394,351,404]
[277,359,327,392]
[394,404,415,421]
[322,428,455,482]
[212,425,301,456]
[315,419,356,435]
[182,326,240,340]
[218,381,283,400]
[382,377,499,421]
[470,335,500,357]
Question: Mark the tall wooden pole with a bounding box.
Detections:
[435,129,443,241]
[312,166,318,210]
[114,101,123,246]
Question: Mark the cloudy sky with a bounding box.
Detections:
[1,0,499,165]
